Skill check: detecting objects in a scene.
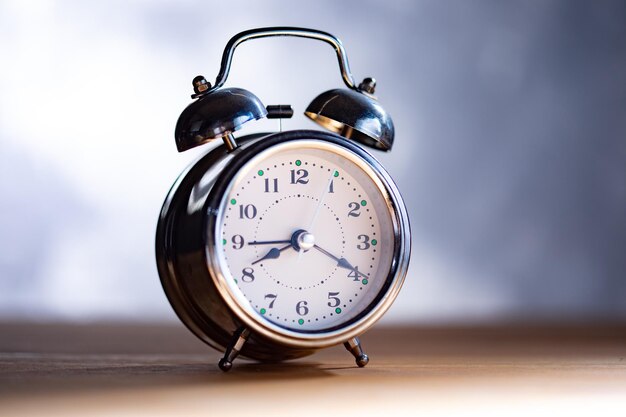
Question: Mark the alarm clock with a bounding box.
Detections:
[156,27,410,371]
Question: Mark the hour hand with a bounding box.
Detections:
[252,245,291,265]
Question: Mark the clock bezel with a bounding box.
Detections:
[204,130,410,348]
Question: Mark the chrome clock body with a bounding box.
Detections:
[156,130,410,362]
[157,27,410,370]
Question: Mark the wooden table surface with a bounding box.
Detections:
[1,322,625,416]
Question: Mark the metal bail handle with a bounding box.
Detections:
[204,27,360,94]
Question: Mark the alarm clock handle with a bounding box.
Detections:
[205,26,359,94]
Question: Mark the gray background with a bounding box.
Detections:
[0,0,624,323]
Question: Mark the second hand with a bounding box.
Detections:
[297,170,336,262]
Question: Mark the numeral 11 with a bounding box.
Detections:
[264,178,279,193]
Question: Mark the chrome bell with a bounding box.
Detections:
[305,78,395,152]
[174,77,267,152]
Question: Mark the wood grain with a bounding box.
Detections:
[1,322,625,416]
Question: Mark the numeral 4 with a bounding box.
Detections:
[347,267,361,281]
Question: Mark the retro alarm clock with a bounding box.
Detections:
[156,27,410,371]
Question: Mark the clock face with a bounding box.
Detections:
[215,139,396,333]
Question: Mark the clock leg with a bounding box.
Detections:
[344,336,369,367]
[218,326,250,372]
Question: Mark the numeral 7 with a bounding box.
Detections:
[264,294,277,309]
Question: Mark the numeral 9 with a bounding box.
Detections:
[232,235,244,249]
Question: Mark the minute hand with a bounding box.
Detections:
[313,244,368,279]
[248,239,291,246]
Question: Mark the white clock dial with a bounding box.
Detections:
[216,140,395,332]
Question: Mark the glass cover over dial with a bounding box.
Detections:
[216,140,395,333]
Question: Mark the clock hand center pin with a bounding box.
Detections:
[294,230,315,251]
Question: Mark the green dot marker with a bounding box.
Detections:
[298,318,304,325]
[234,279,238,284]
[258,169,264,176]
[361,200,367,206]
[335,307,342,314]
[362,279,369,285]
[222,238,227,245]
[295,159,302,166]
[334,170,339,177]
[371,239,378,246]
[260,308,266,315]
[230,198,237,205]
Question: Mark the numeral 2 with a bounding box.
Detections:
[348,202,361,217]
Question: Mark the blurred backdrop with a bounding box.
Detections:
[0,0,624,324]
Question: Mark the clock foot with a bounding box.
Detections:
[218,327,250,372]
[344,336,369,367]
